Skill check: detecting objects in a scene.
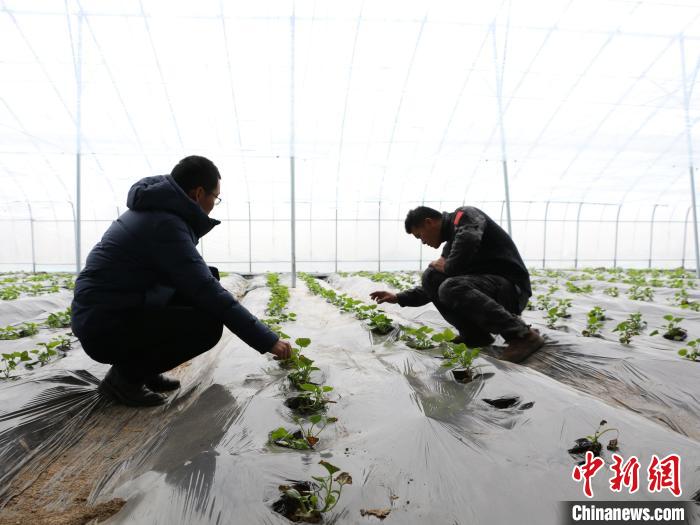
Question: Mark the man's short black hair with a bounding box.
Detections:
[404,206,442,233]
[171,155,221,194]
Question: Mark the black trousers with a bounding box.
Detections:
[80,268,224,383]
[421,267,530,344]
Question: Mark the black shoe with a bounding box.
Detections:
[451,332,495,347]
[144,373,181,392]
[98,367,167,407]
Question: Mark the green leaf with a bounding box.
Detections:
[650,330,659,336]
[309,414,322,424]
[319,460,340,475]
[322,386,333,392]
[300,383,316,392]
[678,349,687,356]
[296,337,311,348]
[284,488,302,500]
[270,427,290,440]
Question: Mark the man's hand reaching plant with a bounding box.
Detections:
[270,339,292,360]
[369,291,398,304]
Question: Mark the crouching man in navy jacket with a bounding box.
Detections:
[72,155,291,406]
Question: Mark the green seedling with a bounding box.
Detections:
[671,288,690,306]
[650,315,687,341]
[0,322,39,340]
[565,281,593,294]
[1,351,31,378]
[286,383,335,414]
[536,293,553,311]
[627,285,654,301]
[582,307,607,337]
[431,327,457,344]
[0,286,22,300]
[287,339,320,388]
[545,298,572,329]
[271,414,339,450]
[400,325,436,350]
[277,461,352,521]
[339,296,362,313]
[603,287,619,297]
[353,303,377,320]
[368,312,394,334]
[568,419,620,456]
[441,343,481,381]
[678,339,700,361]
[46,307,72,329]
[613,312,646,344]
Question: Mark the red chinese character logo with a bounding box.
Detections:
[648,454,681,497]
[609,454,640,493]
[572,451,605,498]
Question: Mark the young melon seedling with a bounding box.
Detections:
[678,339,700,361]
[650,314,687,341]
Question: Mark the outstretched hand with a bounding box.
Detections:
[369,291,398,304]
[269,339,292,360]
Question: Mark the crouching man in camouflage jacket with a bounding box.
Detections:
[370,206,544,363]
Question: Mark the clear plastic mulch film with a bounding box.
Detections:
[0,271,697,524]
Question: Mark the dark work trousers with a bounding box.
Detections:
[421,267,530,344]
[80,267,224,383]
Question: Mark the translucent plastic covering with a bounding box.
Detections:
[1,273,699,524]
[2,0,700,271]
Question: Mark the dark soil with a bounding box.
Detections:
[568,438,602,456]
[482,396,520,409]
[663,328,687,341]
[285,396,327,414]
[451,369,473,382]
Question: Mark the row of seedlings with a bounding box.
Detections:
[327,272,630,462]
[337,271,418,292]
[0,272,75,300]
[261,273,352,523]
[528,280,697,360]
[0,306,74,378]
[331,272,632,465]
[300,273,486,383]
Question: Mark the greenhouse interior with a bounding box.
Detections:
[1,1,700,524]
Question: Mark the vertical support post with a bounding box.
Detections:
[613,203,623,268]
[492,25,512,236]
[648,204,659,268]
[499,200,505,226]
[682,205,692,268]
[334,207,338,273]
[248,201,252,273]
[74,11,83,275]
[681,36,700,278]
[574,202,583,269]
[289,4,297,288]
[27,203,36,273]
[542,200,550,269]
[377,201,381,271]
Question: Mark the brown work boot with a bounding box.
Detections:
[500,328,545,363]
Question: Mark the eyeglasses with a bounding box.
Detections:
[207,191,222,205]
